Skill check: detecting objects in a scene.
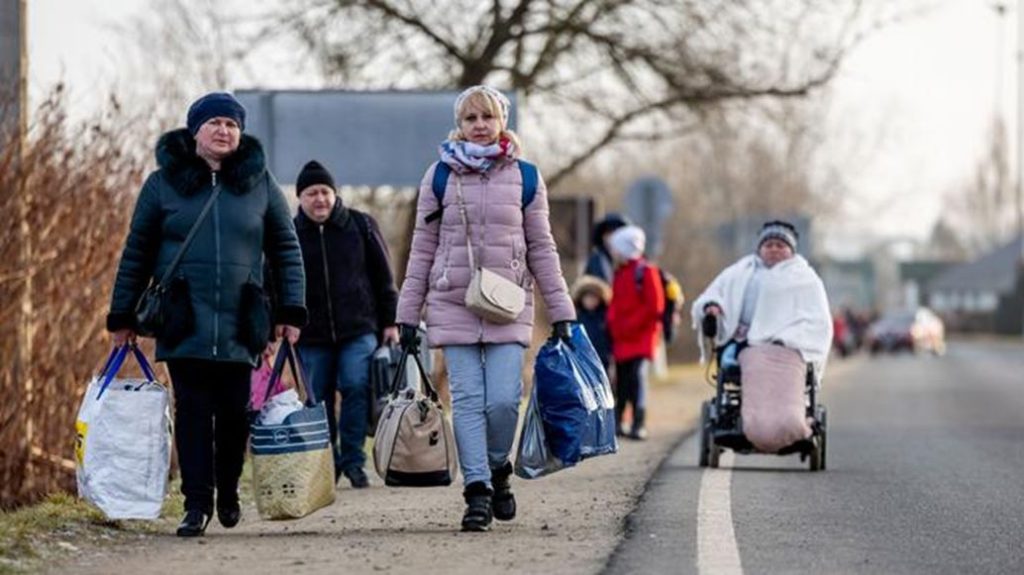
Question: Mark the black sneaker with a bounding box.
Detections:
[176,510,211,537]
[344,467,370,489]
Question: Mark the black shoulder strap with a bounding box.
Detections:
[158,185,221,287]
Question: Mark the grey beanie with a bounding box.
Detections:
[757,221,798,251]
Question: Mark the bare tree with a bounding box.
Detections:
[944,117,1016,254]
[274,0,876,187]
[108,0,262,134]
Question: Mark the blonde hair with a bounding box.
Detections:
[448,89,523,153]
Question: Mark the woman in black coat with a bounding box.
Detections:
[106,92,306,537]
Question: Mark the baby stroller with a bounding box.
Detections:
[697,340,828,471]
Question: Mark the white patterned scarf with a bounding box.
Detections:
[439,137,518,174]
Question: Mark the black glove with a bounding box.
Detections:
[399,323,421,353]
[552,320,573,342]
[701,314,718,339]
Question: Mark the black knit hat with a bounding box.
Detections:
[186,92,246,135]
[296,160,336,195]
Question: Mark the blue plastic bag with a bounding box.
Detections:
[571,324,618,459]
[533,334,597,466]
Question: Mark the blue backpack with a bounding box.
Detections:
[424,160,539,223]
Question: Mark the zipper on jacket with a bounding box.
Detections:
[212,171,220,357]
[478,174,487,341]
[319,225,337,343]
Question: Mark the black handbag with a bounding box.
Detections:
[134,187,221,337]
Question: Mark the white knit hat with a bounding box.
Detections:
[608,226,646,261]
[453,85,510,126]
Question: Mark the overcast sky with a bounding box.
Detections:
[26,0,1019,255]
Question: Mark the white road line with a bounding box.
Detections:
[697,451,743,575]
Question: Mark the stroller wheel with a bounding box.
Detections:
[699,401,711,467]
[818,410,828,471]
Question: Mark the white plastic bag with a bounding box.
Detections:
[256,388,303,426]
[75,344,171,520]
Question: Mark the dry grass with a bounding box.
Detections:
[0,87,149,508]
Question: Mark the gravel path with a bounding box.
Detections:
[50,372,708,575]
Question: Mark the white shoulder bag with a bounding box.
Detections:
[456,175,526,324]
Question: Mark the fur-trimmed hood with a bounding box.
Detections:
[155,128,268,196]
[571,274,611,305]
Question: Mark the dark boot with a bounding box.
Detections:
[216,492,241,528]
[491,462,516,521]
[176,509,211,537]
[630,407,648,440]
[461,481,493,532]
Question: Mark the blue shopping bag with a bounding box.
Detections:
[571,324,618,459]
[532,330,598,467]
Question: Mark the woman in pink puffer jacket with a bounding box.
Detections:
[396,85,575,532]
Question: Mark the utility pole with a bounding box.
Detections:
[0,0,26,142]
[1018,0,1024,336]
[0,0,32,502]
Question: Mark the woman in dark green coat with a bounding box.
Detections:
[107,92,306,537]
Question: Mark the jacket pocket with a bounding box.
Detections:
[238,280,272,356]
[161,275,195,348]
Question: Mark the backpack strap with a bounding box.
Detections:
[351,209,372,242]
[518,160,538,208]
[424,160,538,224]
[425,162,452,224]
[634,261,647,294]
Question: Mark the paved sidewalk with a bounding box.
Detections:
[52,370,710,575]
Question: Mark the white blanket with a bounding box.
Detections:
[691,254,833,379]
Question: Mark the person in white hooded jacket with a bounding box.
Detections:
[691,220,832,381]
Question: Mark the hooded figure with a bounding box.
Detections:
[571,274,613,369]
[583,213,631,283]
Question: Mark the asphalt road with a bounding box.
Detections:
[604,340,1024,575]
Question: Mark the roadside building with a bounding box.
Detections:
[928,238,1024,334]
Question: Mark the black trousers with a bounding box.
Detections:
[167,359,251,514]
[615,358,649,430]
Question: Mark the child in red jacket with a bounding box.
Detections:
[606,226,664,440]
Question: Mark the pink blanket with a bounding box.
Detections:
[739,345,812,453]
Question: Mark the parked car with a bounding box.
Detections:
[866,307,946,356]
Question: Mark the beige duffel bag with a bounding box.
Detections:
[373,348,458,487]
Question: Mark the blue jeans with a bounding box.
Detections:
[299,333,377,474]
[443,343,525,487]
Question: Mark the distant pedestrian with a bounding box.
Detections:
[583,213,631,283]
[606,226,664,440]
[571,274,613,371]
[396,85,576,532]
[107,92,306,537]
[293,159,399,489]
